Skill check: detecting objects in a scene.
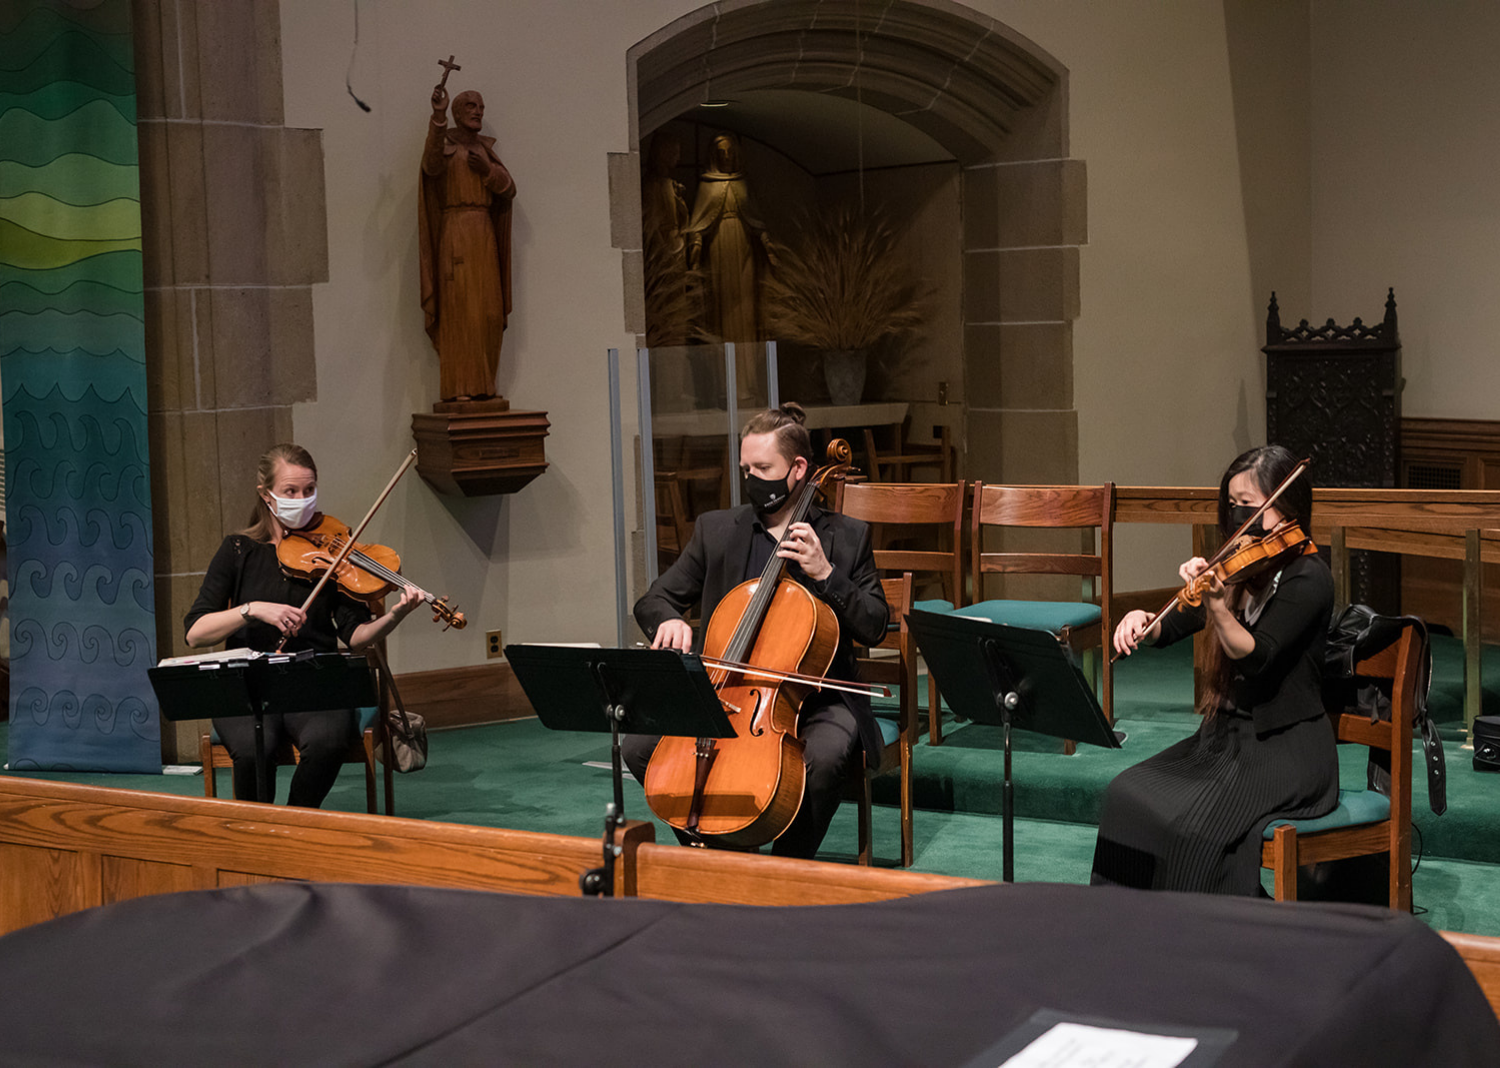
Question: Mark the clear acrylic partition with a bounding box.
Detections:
[607,341,778,646]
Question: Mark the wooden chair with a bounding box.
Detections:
[837,480,966,743]
[1261,622,1420,910]
[654,473,694,572]
[862,423,955,483]
[966,483,1116,727]
[654,465,727,571]
[846,571,917,867]
[200,647,402,815]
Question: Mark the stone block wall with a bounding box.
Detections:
[133,0,326,760]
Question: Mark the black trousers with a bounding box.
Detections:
[622,699,860,860]
[213,709,358,808]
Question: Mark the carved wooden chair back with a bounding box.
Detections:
[969,483,1116,725]
[837,480,966,743]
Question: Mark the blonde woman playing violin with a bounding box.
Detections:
[1092,445,1337,896]
[184,444,423,808]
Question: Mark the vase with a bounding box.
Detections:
[822,349,868,406]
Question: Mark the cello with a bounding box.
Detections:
[643,440,857,848]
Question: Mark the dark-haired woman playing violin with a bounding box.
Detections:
[1091,445,1338,895]
[183,443,423,807]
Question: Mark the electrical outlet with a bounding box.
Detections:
[486,630,503,659]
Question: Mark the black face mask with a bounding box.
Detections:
[744,471,794,514]
[1228,504,1267,537]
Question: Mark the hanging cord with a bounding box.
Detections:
[346,0,372,112]
[854,0,865,214]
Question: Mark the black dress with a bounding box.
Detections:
[1091,552,1338,895]
[183,534,373,806]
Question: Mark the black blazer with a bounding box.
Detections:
[634,504,890,763]
[1156,551,1333,734]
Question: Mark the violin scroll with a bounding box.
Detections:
[1174,520,1312,610]
[430,597,466,631]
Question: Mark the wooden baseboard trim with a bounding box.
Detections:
[394,661,534,730]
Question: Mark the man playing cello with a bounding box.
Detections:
[623,404,889,859]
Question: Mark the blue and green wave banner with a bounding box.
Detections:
[1,0,159,771]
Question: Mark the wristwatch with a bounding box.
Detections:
[239,603,251,621]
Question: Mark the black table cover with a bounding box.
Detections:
[0,881,1494,1066]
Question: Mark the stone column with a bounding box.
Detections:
[962,146,1088,603]
[134,0,328,760]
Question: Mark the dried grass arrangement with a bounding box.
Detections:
[762,205,926,352]
[644,236,710,348]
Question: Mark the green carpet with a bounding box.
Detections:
[3,632,1500,936]
[874,636,1500,864]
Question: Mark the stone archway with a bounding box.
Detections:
[616,0,1086,486]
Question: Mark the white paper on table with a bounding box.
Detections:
[998,1021,1199,1068]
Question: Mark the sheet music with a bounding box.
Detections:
[999,1022,1198,1068]
[156,647,263,668]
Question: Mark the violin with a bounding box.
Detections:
[1112,456,1313,663]
[277,514,467,631]
[1174,520,1313,610]
[643,440,857,847]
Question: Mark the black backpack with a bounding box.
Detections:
[1323,604,1446,816]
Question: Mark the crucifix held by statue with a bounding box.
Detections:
[418,56,517,405]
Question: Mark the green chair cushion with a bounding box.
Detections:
[1263,788,1391,839]
[873,714,903,748]
[912,598,955,615]
[959,599,1101,634]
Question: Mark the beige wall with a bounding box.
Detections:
[985,0,1307,586]
[1310,0,1500,421]
[281,2,694,669]
[276,0,1497,659]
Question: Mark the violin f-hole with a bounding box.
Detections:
[745,689,766,736]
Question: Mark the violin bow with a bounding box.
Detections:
[274,449,419,652]
[1110,456,1310,663]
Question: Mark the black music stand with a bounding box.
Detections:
[906,609,1121,882]
[505,644,735,898]
[149,651,377,804]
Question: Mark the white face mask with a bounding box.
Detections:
[266,489,317,530]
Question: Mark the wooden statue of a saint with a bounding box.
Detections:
[419,75,517,403]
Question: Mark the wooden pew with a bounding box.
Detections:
[1444,931,1500,1023]
[4,777,1499,1027]
[0,777,646,935]
[632,842,986,905]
